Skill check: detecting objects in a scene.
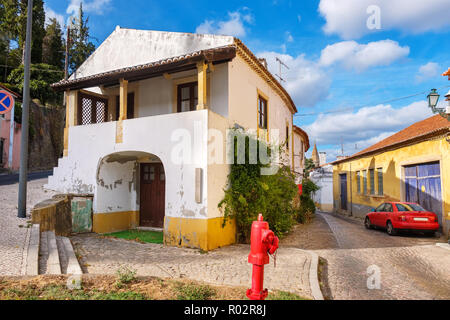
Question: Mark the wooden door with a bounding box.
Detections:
[340,174,348,211]
[140,163,166,228]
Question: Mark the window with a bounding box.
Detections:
[369,169,375,195]
[177,82,198,113]
[363,170,367,194]
[286,124,289,149]
[115,92,135,121]
[375,203,386,212]
[356,171,361,194]
[384,203,393,212]
[377,168,383,196]
[258,95,268,130]
[396,204,410,212]
[78,92,108,125]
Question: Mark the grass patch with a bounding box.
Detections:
[267,291,309,300]
[1,285,147,300]
[105,230,163,244]
[175,283,216,300]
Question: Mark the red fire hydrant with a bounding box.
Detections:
[246,214,279,300]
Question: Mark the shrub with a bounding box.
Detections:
[219,130,298,242]
[115,266,137,288]
[176,283,216,300]
[295,179,320,224]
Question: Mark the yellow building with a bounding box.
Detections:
[332,115,450,237]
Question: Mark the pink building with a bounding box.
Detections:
[0,85,21,171]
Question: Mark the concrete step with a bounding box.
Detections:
[40,231,62,275]
[25,225,40,276]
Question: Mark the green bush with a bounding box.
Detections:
[219,130,298,242]
[295,179,320,224]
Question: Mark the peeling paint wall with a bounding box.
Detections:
[47,110,209,222]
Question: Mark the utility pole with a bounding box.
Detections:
[275,57,289,83]
[64,26,70,80]
[18,0,33,219]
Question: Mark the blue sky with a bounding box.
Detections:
[44,0,450,161]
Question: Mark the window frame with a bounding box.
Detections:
[356,171,361,194]
[377,168,383,196]
[363,170,368,195]
[369,168,375,195]
[177,81,198,113]
[258,95,268,130]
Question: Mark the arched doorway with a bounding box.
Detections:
[95,151,166,233]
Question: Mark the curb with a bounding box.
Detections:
[307,251,324,301]
[25,225,40,276]
[291,248,324,300]
[436,243,450,251]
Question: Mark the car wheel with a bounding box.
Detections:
[365,217,373,230]
[386,221,397,236]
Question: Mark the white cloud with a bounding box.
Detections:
[415,62,441,83]
[196,11,252,37]
[67,0,112,17]
[286,32,294,43]
[319,0,450,39]
[257,51,331,108]
[304,100,436,155]
[45,6,65,27]
[319,40,409,72]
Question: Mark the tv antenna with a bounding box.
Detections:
[275,57,289,83]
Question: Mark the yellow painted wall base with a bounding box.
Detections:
[164,216,236,251]
[93,211,139,234]
[316,203,333,213]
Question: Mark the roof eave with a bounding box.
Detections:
[51,46,237,92]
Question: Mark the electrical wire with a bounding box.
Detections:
[295,85,450,117]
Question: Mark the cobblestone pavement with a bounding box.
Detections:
[0,179,56,276]
[71,234,314,298]
[315,212,450,300]
[281,214,339,250]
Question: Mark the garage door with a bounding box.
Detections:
[405,162,442,227]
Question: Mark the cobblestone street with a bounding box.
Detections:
[314,212,450,300]
[0,179,56,276]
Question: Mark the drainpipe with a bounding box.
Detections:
[349,163,353,217]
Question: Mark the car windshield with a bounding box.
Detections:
[397,203,427,212]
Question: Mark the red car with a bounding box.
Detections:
[365,202,439,236]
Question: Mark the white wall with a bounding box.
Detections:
[138,77,173,117]
[47,110,210,220]
[310,165,334,211]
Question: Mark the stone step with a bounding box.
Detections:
[25,225,40,276]
[46,231,62,275]
[39,231,82,275]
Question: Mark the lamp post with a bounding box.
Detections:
[427,88,450,120]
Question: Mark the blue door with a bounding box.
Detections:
[405,162,442,227]
[340,174,348,211]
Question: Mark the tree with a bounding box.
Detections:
[68,3,95,72]
[7,63,64,105]
[304,158,315,178]
[0,0,19,81]
[42,18,64,69]
[18,0,45,64]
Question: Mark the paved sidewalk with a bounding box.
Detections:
[71,234,314,299]
[0,179,56,276]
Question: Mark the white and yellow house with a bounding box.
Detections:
[46,27,304,250]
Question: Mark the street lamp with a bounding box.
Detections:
[427,88,449,120]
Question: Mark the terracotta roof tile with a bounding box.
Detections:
[333,115,450,164]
